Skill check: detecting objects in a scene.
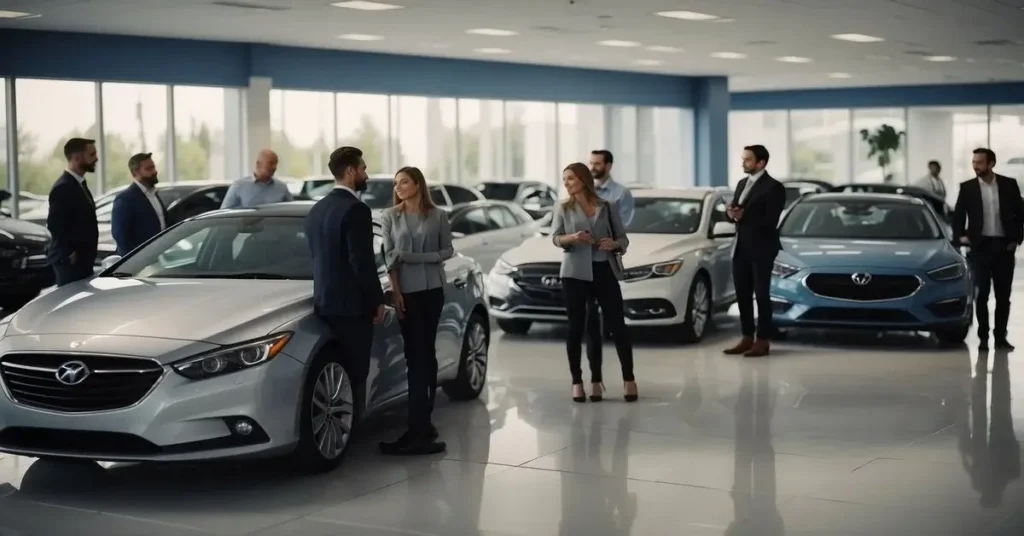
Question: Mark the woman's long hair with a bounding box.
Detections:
[561,162,601,210]
[393,166,436,212]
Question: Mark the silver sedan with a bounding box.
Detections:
[0,202,490,473]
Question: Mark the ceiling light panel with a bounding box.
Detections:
[330,1,404,10]
[711,52,747,59]
[924,55,957,62]
[475,48,511,55]
[776,56,812,63]
[0,10,39,19]
[646,45,683,53]
[598,40,642,48]
[634,59,662,66]
[832,33,884,43]
[466,28,518,36]
[338,33,384,41]
[828,72,853,78]
[655,10,720,21]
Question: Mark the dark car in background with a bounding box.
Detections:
[475,181,558,219]
[831,183,953,227]
[781,179,833,207]
[0,213,53,310]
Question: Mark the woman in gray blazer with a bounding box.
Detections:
[379,166,453,456]
[551,162,637,403]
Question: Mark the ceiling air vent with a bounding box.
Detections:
[211,1,290,11]
[903,50,932,56]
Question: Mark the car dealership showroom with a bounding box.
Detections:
[2,0,1024,534]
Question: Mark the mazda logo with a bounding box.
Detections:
[55,361,90,386]
[850,273,873,286]
[540,276,562,288]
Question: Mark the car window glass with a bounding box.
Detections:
[446,186,479,205]
[780,201,940,239]
[488,206,520,228]
[711,198,729,223]
[157,227,211,268]
[627,198,704,235]
[450,208,489,235]
[429,186,448,206]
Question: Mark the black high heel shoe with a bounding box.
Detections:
[624,381,639,402]
[572,383,586,403]
[589,383,605,402]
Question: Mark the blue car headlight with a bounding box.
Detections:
[928,262,966,281]
[772,261,800,278]
[622,260,683,282]
[172,332,292,381]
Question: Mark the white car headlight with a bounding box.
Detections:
[492,258,518,276]
[772,261,800,278]
[622,260,682,282]
[172,332,291,381]
[928,262,966,281]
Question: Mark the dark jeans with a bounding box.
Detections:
[971,237,1016,340]
[53,259,95,287]
[398,287,445,435]
[733,250,775,339]
[320,314,375,409]
[563,262,634,385]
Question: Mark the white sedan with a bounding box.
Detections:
[487,188,738,342]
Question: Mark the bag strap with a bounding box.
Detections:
[603,201,618,241]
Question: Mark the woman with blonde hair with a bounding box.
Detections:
[378,166,453,455]
[551,162,638,403]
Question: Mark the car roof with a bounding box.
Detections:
[448,199,520,211]
[158,180,229,189]
[632,187,725,199]
[802,192,922,204]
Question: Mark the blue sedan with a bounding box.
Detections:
[769,193,972,344]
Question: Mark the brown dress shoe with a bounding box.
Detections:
[723,336,754,355]
[743,339,770,358]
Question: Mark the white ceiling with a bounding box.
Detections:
[3,0,1024,91]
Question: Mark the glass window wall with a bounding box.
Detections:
[269,89,334,178]
[990,106,1024,181]
[336,92,389,176]
[728,110,789,186]
[506,101,557,185]
[15,79,96,197]
[906,106,988,194]
[790,109,851,183]
[101,83,168,190]
[172,86,227,182]
[458,99,504,184]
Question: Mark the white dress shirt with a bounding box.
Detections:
[334,184,360,200]
[738,169,765,205]
[135,180,166,230]
[914,174,946,199]
[979,177,1004,237]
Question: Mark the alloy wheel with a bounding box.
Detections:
[311,362,354,460]
[691,279,710,337]
[466,321,489,392]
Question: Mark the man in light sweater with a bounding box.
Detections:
[221,149,292,209]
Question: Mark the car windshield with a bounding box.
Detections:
[781,200,941,239]
[476,183,519,201]
[626,197,703,235]
[109,216,313,279]
[309,179,394,209]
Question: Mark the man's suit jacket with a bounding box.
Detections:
[46,171,98,267]
[111,182,168,256]
[953,175,1024,245]
[730,172,786,259]
[306,188,384,319]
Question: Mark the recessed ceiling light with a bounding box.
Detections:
[634,59,662,66]
[337,33,384,41]
[0,10,39,19]
[711,51,747,59]
[475,48,511,54]
[330,1,404,11]
[467,28,518,36]
[828,72,853,78]
[776,56,812,63]
[655,10,720,21]
[832,33,884,43]
[598,40,642,48]
[924,55,957,62]
[646,45,683,53]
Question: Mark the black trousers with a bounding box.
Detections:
[53,259,95,287]
[733,250,775,339]
[398,287,445,435]
[563,262,634,385]
[320,314,375,409]
[971,237,1016,340]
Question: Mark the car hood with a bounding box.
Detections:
[7,278,314,344]
[499,233,707,269]
[0,217,50,244]
[777,237,958,270]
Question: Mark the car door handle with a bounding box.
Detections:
[454,278,468,289]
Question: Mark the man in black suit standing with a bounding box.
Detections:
[724,145,786,358]
[111,153,167,255]
[46,138,99,286]
[953,148,1024,351]
[306,146,386,433]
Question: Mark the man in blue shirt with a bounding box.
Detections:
[585,149,635,361]
[221,149,293,209]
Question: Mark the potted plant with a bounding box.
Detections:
[859,124,905,183]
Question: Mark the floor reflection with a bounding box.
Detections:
[964,350,1021,508]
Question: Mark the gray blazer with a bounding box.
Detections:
[551,199,629,281]
[380,206,455,294]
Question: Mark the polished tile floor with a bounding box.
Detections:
[2,304,1023,535]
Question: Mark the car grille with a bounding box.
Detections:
[0,243,48,274]
[801,307,919,323]
[804,273,921,301]
[512,262,564,306]
[0,354,164,413]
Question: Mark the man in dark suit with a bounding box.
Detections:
[46,138,100,286]
[724,145,786,358]
[306,146,387,440]
[953,148,1024,351]
[111,153,167,256]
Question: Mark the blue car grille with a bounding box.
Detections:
[805,273,921,301]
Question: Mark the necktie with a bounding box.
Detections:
[81,179,95,205]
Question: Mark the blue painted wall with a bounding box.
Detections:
[1,30,693,107]
[732,82,1024,110]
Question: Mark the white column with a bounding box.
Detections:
[636,107,655,186]
[906,109,954,188]
[224,87,246,181]
[245,76,273,167]
[479,102,494,181]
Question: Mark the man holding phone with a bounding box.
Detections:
[723,145,786,358]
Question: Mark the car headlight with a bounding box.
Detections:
[772,261,799,278]
[0,320,9,340]
[172,332,292,381]
[622,260,682,282]
[492,258,518,276]
[928,262,966,281]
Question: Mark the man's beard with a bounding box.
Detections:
[83,162,97,173]
[148,174,159,185]
[354,175,369,192]
[592,169,606,180]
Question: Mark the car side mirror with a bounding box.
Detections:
[711,221,736,238]
[100,255,122,271]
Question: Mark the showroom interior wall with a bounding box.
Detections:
[0,30,728,217]
[729,82,1024,195]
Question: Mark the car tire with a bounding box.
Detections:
[677,273,712,343]
[443,313,490,401]
[935,324,970,346]
[497,319,531,335]
[290,355,357,474]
